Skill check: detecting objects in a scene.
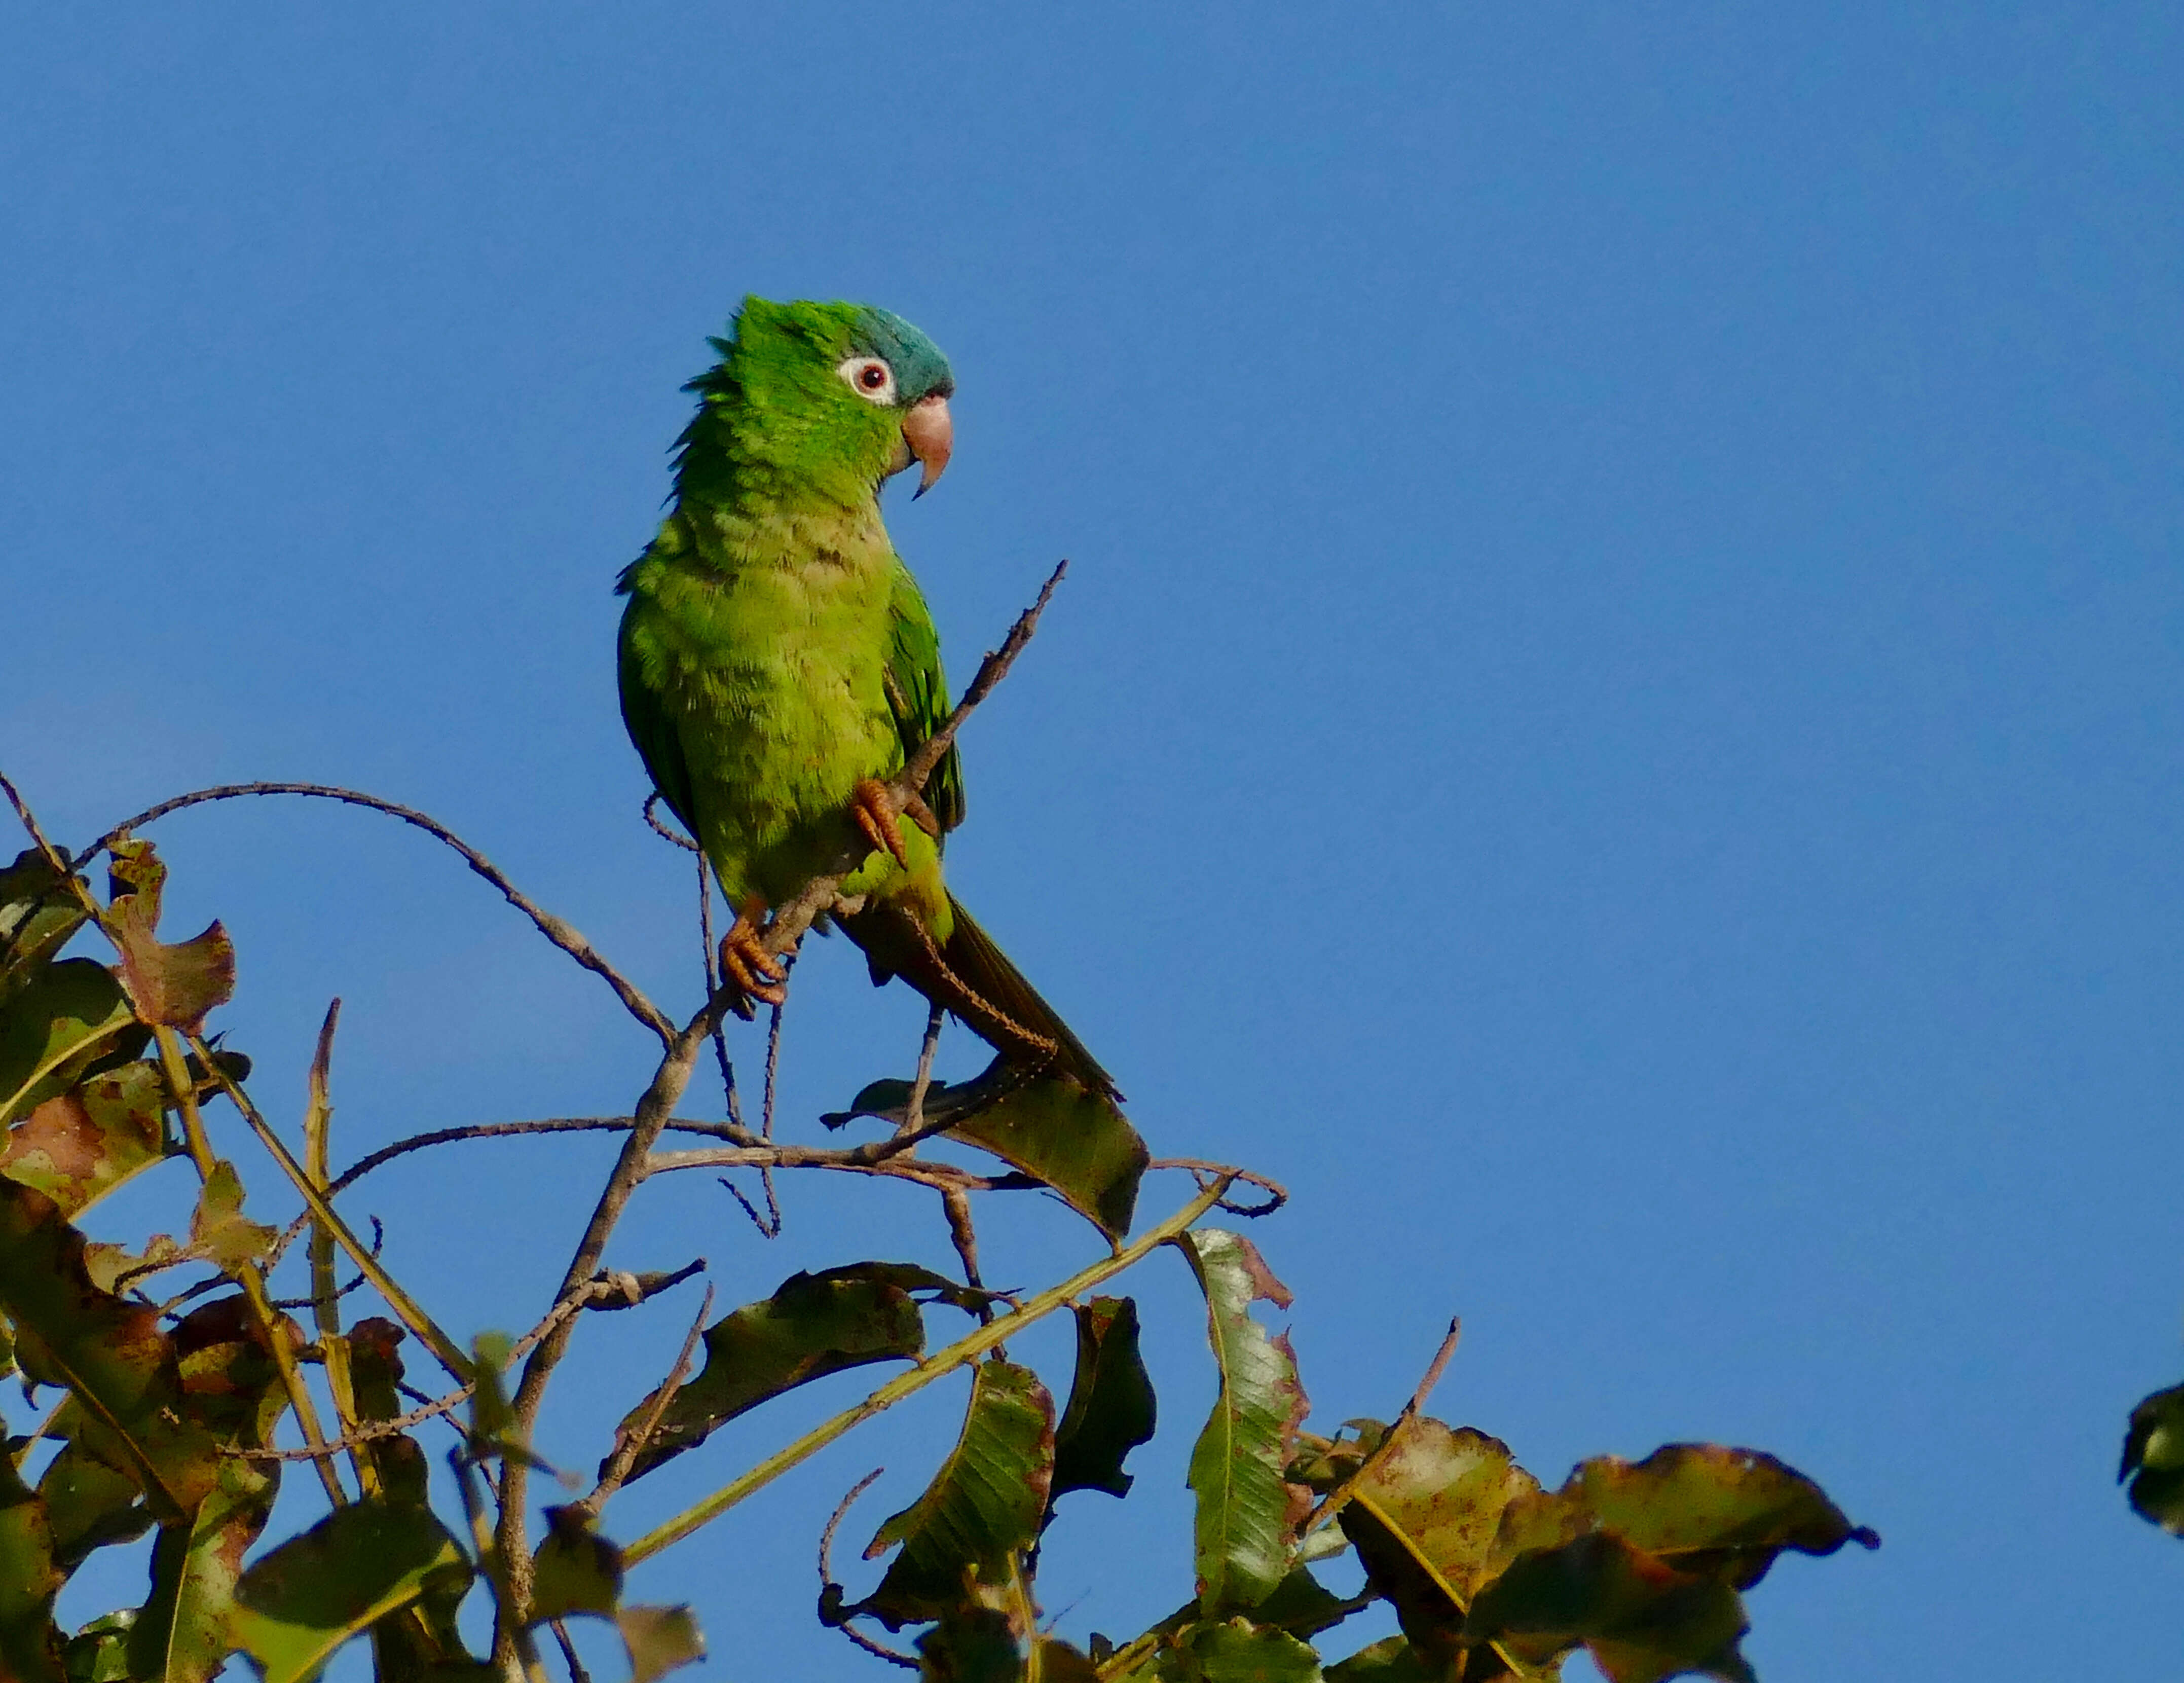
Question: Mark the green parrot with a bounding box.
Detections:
[615,296,1116,1099]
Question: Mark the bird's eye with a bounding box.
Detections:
[838,356,897,405]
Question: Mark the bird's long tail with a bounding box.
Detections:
[841,892,1120,1102]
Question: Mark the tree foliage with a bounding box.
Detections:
[0,589,1879,1682]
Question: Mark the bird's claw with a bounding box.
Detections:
[720,912,788,1007]
[852,778,914,868]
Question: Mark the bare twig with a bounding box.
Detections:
[903,1003,945,1137]
[548,1619,593,1683]
[1303,1315,1464,1535]
[941,1187,985,1295]
[76,781,675,1045]
[1149,1157,1288,1217]
[692,848,775,1232]
[496,982,744,1651]
[234,1265,703,1462]
[0,770,72,877]
[577,1281,715,1519]
[262,1115,747,1270]
[817,1468,916,1669]
[643,793,699,853]
[747,562,1069,968]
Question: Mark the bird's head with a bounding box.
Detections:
[679,297,955,508]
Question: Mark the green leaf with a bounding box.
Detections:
[827,1058,1150,1241]
[862,1358,1056,1630]
[616,1604,704,1683]
[2122,1382,2184,1534]
[1051,1296,1157,1504]
[0,1449,64,1683]
[0,961,137,1128]
[1174,1230,1309,1616]
[61,1611,135,1682]
[1155,1619,1323,1682]
[528,1507,625,1625]
[1321,1636,1428,1683]
[36,1435,153,1571]
[184,1160,275,1274]
[229,1502,474,1683]
[103,842,234,1034]
[1466,1532,1753,1683]
[915,1607,1020,1682]
[0,1181,217,1522]
[0,1061,173,1218]
[605,1262,959,1484]
[0,849,90,1008]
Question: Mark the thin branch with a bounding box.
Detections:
[903,1003,944,1137]
[901,560,1068,795]
[642,793,699,853]
[234,1265,702,1462]
[818,1469,917,1670]
[576,1280,715,1519]
[1303,1316,1465,1536]
[496,982,743,1643]
[1148,1157,1288,1217]
[941,1188,985,1295]
[77,782,675,1045]
[269,1216,385,1307]
[0,770,70,876]
[747,562,1069,968]
[549,1620,593,1683]
[262,1115,747,1270]
[195,1035,473,1383]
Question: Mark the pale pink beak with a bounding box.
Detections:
[901,394,953,498]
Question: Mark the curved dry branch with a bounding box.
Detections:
[79,781,675,1045]
[1149,1156,1288,1217]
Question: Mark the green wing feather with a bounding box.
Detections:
[616,593,699,837]
[883,559,965,834]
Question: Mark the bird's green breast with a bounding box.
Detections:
[618,500,907,908]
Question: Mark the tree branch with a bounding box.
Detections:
[76,781,676,1046]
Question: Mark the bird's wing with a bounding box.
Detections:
[616,604,700,839]
[884,559,965,835]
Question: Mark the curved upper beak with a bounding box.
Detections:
[901,394,953,498]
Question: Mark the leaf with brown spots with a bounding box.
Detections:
[103,842,234,1033]
[0,1060,172,1218]
[1175,1230,1311,1617]
[0,1180,218,1522]
[1334,1420,1543,1679]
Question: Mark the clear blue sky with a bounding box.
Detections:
[5,7,2180,1677]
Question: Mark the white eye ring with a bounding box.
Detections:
[838,356,897,405]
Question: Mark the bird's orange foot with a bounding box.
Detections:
[850,778,914,868]
[719,910,788,1007]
